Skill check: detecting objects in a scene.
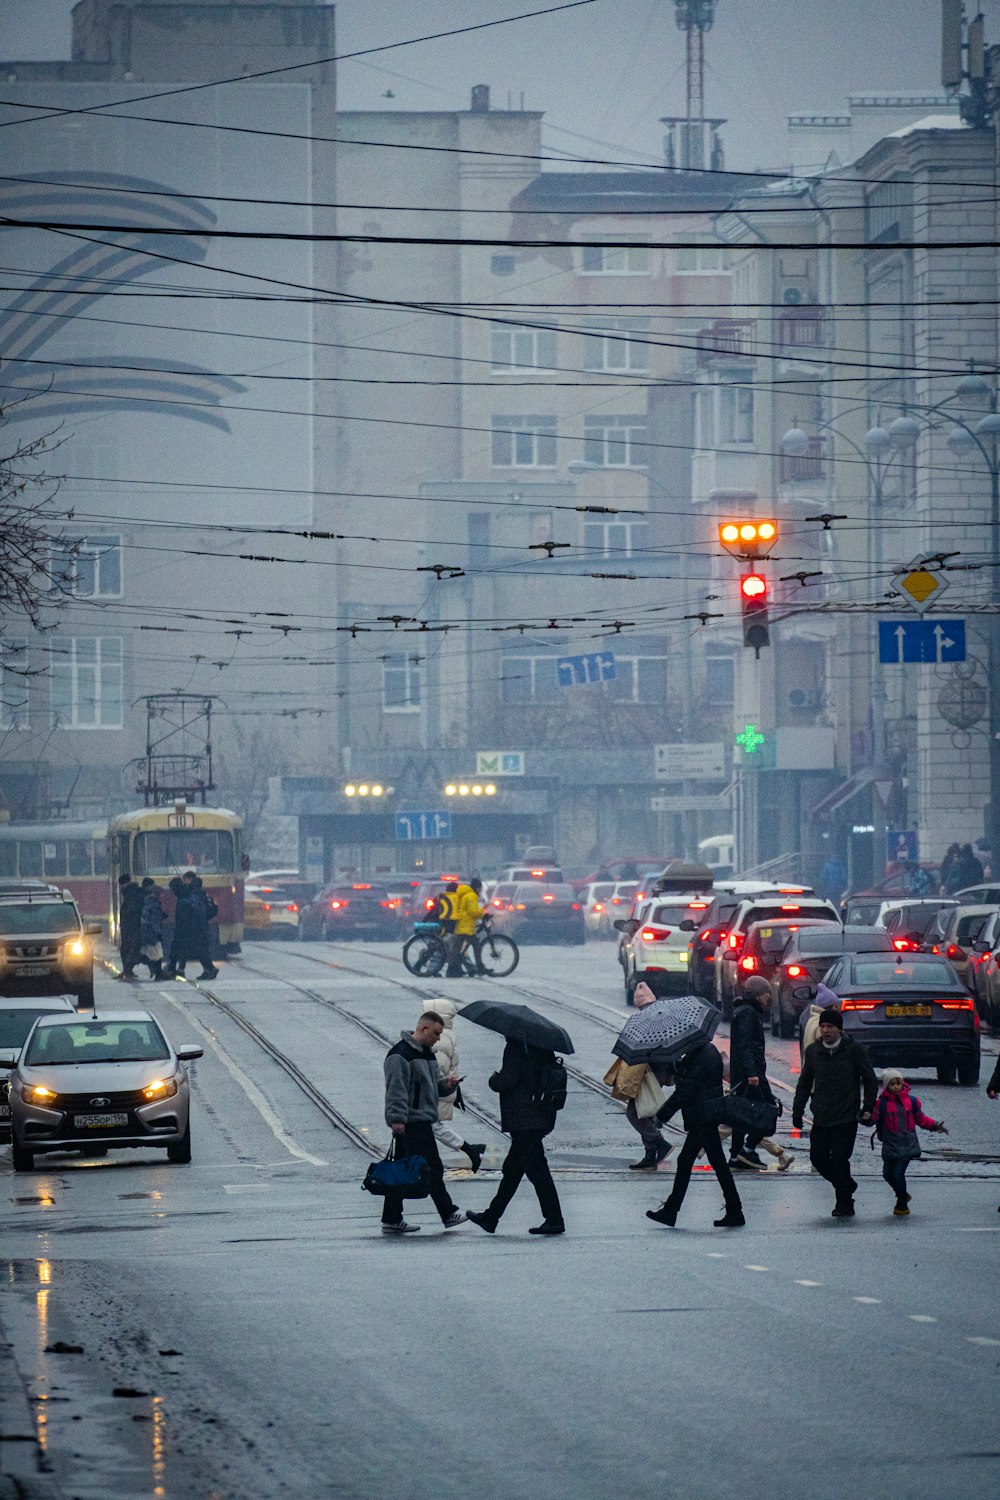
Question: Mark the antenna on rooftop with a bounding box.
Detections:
[661,2,726,171]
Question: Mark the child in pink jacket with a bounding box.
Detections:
[871,1068,946,1216]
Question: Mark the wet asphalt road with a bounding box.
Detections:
[2,938,999,1500]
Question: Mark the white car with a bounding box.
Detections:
[616,894,710,1003]
[580,881,615,939]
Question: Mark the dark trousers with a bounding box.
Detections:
[626,1097,665,1150]
[809,1122,859,1206]
[120,936,141,975]
[882,1155,911,1202]
[729,1078,775,1158]
[381,1121,456,1226]
[483,1129,562,1227]
[665,1123,743,1217]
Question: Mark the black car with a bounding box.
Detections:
[818,950,980,1085]
[771,927,893,1038]
[297,883,402,941]
[494,883,585,945]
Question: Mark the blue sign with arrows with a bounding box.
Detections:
[878,619,966,665]
[394,810,452,841]
[557,651,616,686]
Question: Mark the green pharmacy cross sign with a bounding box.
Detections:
[735,723,766,755]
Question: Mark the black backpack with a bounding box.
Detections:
[534,1057,568,1112]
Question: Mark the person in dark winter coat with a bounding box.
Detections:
[728,975,784,1171]
[138,878,166,980]
[870,1068,946,1216]
[792,1007,877,1218]
[380,1012,465,1235]
[945,843,983,893]
[165,871,218,980]
[467,1039,565,1236]
[646,1040,745,1229]
[117,874,144,979]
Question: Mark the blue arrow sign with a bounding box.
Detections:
[394,810,453,841]
[878,619,966,665]
[556,650,616,686]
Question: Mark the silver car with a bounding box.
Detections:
[0,1010,203,1173]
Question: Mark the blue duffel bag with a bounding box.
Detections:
[362,1145,431,1198]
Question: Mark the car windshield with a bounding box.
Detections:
[850,957,956,988]
[0,903,79,936]
[24,1019,170,1065]
[517,885,574,903]
[745,905,835,928]
[0,1009,68,1048]
[134,829,234,875]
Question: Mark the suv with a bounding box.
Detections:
[922,904,997,977]
[0,891,100,1008]
[617,893,714,1002]
[687,882,812,999]
[717,894,840,1017]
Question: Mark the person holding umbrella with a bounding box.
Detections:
[461,1000,571,1237]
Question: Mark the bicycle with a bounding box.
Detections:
[402,914,519,979]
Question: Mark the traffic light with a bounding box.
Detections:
[740,572,770,655]
[719,519,778,560]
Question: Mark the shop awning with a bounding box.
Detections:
[807,769,876,823]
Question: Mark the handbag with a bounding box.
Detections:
[704,1081,780,1137]
[362,1143,431,1199]
[603,1058,647,1101]
[635,1069,667,1119]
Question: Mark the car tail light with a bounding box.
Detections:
[780,905,801,912]
[699,928,715,942]
[946,944,963,959]
[593,902,604,913]
[492,898,504,909]
[938,996,974,1010]
[688,902,709,911]
[841,998,878,1011]
[779,887,806,893]
[571,902,582,911]
[893,937,916,951]
[727,933,742,950]
[425,898,436,911]
[352,883,372,890]
[786,964,804,977]
[640,927,670,942]
[635,891,645,901]
[530,869,545,877]
[542,893,555,903]
[263,902,271,911]
[515,903,526,910]
[287,903,298,912]
[740,955,757,971]
[330,899,348,910]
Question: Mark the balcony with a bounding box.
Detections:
[779,436,826,485]
[695,319,755,365]
[777,306,827,351]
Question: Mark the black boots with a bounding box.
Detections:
[713,1211,746,1228]
[464,1143,486,1173]
[466,1211,497,1234]
[646,1204,678,1227]
[528,1222,565,1236]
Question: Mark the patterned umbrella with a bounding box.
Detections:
[612,994,719,1066]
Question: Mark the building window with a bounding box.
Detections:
[583,520,650,557]
[0,639,29,730]
[51,535,123,598]
[491,324,557,371]
[383,653,422,713]
[607,655,668,704]
[50,635,123,729]
[499,657,560,703]
[675,244,730,273]
[491,416,557,468]
[579,240,650,276]
[719,387,754,444]
[705,653,735,707]
[581,318,650,372]
[583,415,648,468]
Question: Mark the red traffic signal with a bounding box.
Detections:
[740,572,770,654]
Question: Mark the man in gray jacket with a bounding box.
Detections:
[381,1012,467,1235]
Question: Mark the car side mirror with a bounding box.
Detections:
[0,1049,19,1069]
[791,985,815,1003]
[85,922,103,936]
[613,918,634,934]
[176,1045,204,1062]
[678,918,696,932]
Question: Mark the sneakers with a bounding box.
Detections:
[466,1210,497,1234]
[646,1204,678,1227]
[381,1221,420,1235]
[893,1203,910,1217]
[713,1212,746,1228]
[777,1150,794,1172]
[629,1151,660,1171]
[734,1149,765,1168]
[528,1222,565,1235]
[463,1143,486,1174]
[831,1201,856,1219]
[441,1210,467,1229]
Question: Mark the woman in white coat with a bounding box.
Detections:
[422,997,487,1172]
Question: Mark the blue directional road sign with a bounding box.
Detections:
[557,650,616,687]
[394,810,452,842]
[878,619,966,665]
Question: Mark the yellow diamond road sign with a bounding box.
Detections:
[893,556,949,615]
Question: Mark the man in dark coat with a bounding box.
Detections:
[646,1040,745,1229]
[165,871,218,980]
[380,1011,465,1235]
[139,878,165,980]
[728,975,777,1170]
[117,874,144,979]
[467,1039,565,1235]
[792,1007,877,1218]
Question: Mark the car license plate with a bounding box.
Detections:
[18,965,50,976]
[74,1113,128,1129]
[884,1004,933,1017]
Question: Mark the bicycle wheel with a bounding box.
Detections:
[478,933,519,978]
[402,934,448,976]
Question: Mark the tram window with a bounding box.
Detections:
[94,843,109,876]
[18,842,42,876]
[0,842,14,876]
[134,829,235,875]
[43,842,67,878]
[68,841,93,877]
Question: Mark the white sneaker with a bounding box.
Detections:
[442,1210,467,1229]
[381,1221,420,1235]
[777,1151,794,1172]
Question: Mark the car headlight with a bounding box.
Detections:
[142,1076,179,1102]
[24,1084,59,1104]
[64,938,89,960]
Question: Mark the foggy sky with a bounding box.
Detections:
[3,0,1000,170]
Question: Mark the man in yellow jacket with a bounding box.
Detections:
[445,877,486,976]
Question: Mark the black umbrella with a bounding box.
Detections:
[612,994,718,1066]
[459,999,574,1055]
